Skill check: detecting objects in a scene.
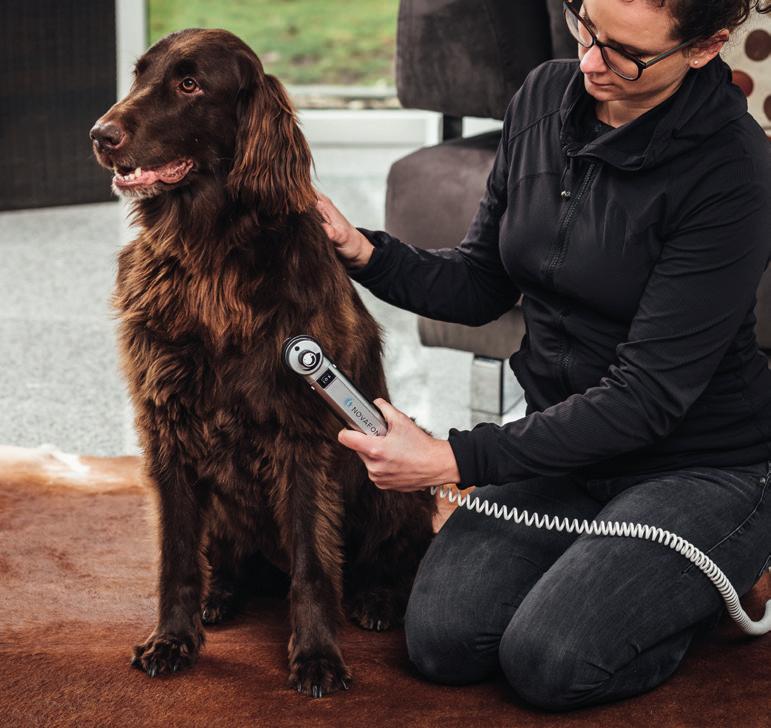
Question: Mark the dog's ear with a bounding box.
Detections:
[228,65,315,218]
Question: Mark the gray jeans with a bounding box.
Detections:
[404,460,771,711]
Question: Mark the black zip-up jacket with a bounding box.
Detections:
[351,57,771,486]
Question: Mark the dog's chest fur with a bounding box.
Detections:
[118,236,308,459]
[113,222,372,501]
[118,234,261,350]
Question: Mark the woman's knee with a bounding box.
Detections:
[498,609,614,711]
[498,606,695,711]
[404,587,499,685]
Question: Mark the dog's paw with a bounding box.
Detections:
[349,587,405,632]
[201,590,235,625]
[131,630,203,677]
[289,652,352,698]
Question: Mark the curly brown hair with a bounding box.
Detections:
[653,0,771,42]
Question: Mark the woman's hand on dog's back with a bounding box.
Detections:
[316,191,375,269]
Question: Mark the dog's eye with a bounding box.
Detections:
[179,77,200,94]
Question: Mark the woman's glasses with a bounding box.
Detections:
[563,0,696,81]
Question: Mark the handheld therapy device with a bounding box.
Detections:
[282,335,387,436]
[283,334,771,636]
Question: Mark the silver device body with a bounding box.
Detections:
[282,335,387,437]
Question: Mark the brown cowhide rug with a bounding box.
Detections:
[1,445,768,727]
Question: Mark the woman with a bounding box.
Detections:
[317,0,771,710]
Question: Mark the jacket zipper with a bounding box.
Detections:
[545,161,598,287]
[548,160,598,396]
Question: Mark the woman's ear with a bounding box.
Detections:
[688,29,729,68]
[227,71,315,218]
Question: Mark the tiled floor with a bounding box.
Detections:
[0,145,526,456]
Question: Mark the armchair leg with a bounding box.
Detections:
[470,355,524,416]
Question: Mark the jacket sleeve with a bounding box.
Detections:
[448,153,771,485]
[347,101,519,327]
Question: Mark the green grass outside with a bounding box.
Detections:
[148,0,398,86]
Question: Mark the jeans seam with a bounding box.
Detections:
[681,463,770,576]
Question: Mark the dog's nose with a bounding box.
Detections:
[90,121,126,150]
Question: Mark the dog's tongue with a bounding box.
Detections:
[156,160,192,183]
[115,159,192,186]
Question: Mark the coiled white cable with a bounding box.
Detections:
[430,485,771,636]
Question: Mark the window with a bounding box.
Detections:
[148,0,399,107]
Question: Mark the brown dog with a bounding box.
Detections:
[90,28,435,697]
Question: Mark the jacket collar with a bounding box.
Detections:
[558,56,748,171]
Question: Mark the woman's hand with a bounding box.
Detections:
[338,398,461,492]
[315,191,375,269]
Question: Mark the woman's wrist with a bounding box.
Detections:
[433,439,462,485]
[348,230,375,269]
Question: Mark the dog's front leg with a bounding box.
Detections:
[132,450,208,677]
[276,452,350,697]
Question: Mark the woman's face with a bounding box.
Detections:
[577,0,692,105]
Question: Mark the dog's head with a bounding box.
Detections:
[90,28,314,218]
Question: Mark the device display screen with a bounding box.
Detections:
[318,369,336,389]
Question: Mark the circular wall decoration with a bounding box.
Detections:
[722,15,771,135]
[732,69,755,96]
[745,28,770,62]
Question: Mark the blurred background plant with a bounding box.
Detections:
[149,0,398,87]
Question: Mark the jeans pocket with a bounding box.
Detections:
[681,462,770,577]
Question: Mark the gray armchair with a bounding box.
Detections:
[385,0,771,417]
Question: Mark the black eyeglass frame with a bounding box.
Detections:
[563,0,697,81]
